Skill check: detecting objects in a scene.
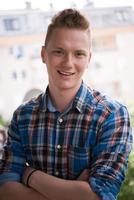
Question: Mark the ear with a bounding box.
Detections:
[86,51,92,68]
[88,51,92,63]
[41,46,46,63]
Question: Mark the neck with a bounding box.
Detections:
[48,84,81,112]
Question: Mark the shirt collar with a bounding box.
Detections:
[47,93,58,112]
[39,87,61,113]
[40,82,93,113]
[47,91,73,114]
[38,87,48,112]
[72,82,92,113]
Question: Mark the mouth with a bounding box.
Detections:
[57,70,75,76]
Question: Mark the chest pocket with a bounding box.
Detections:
[68,146,90,179]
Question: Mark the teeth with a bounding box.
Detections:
[58,70,74,76]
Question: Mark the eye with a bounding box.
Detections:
[52,49,64,56]
[75,51,86,58]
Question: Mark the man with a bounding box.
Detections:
[0,9,133,200]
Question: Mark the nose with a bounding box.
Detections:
[62,53,74,68]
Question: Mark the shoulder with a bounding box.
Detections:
[84,86,129,119]
[92,90,124,112]
[12,93,45,120]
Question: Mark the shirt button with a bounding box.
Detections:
[57,144,61,150]
[55,171,59,176]
[58,118,63,123]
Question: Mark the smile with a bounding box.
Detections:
[57,70,75,76]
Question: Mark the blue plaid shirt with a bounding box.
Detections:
[0,82,133,200]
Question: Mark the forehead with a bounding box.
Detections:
[46,28,90,49]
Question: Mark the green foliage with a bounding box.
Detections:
[130,114,134,129]
[117,148,134,200]
[0,115,9,127]
[0,115,5,126]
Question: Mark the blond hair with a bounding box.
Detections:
[45,9,91,47]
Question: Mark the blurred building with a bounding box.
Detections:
[83,6,134,102]
[0,4,134,120]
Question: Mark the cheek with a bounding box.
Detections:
[48,57,61,67]
[77,63,87,73]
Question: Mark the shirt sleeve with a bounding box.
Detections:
[0,109,26,185]
[88,105,133,200]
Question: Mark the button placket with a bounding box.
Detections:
[58,117,65,129]
[57,144,61,150]
[55,115,66,178]
[58,117,63,123]
[55,171,59,176]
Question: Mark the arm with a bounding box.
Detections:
[0,181,49,200]
[0,110,47,200]
[0,109,26,182]
[23,167,100,200]
[88,105,133,200]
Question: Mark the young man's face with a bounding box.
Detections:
[41,27,91,93]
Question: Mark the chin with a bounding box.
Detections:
[58,83,78,91]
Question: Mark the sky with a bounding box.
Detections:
[0,0,134,11]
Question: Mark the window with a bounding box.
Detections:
[3,18,21,31]
[12,72,17,80]
[16,46,24,58]
[8,46,24,58]
[116,11,130,22]
[12,70,27,81]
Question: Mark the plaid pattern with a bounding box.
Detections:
[0,82,133,200]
